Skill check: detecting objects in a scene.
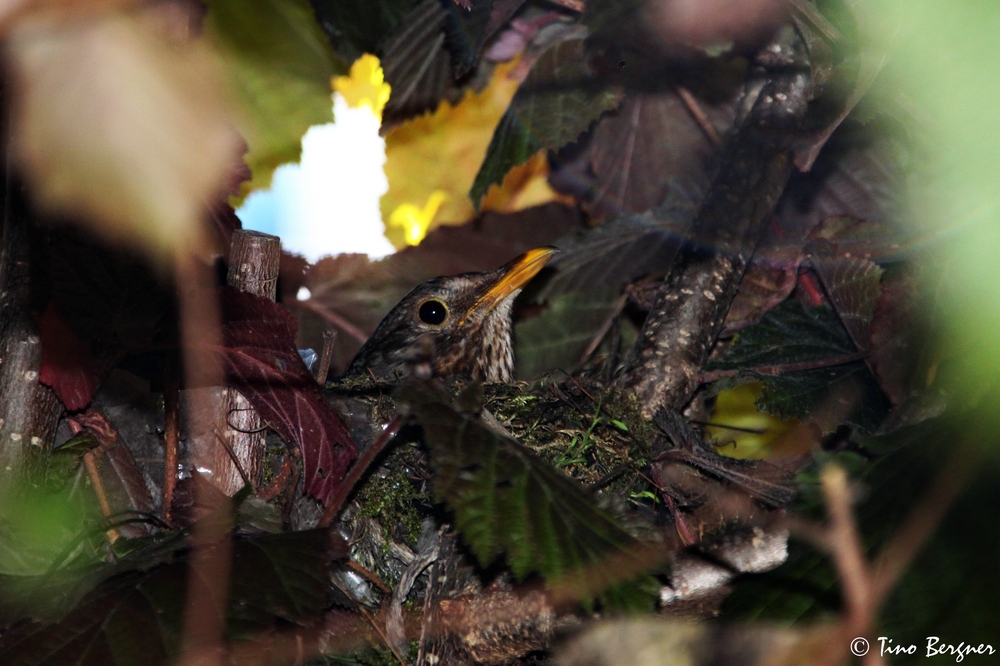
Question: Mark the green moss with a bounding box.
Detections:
[354,468,423,545]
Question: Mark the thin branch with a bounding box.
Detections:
[319,417,404,528]
[83,451,120,544]
[699,350,869,383]
[163,359,180,526]
[315,329,338,385]
[677,86,723,147]
[299,299,370,345]
[870,447,976,605]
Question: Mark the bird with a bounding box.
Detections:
[343,247,556,383]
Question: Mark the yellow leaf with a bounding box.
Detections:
[388,190,449,246]
[479,150,574,213]
[706,383,798,459]
[333,54,391,120]
[381,59,568,249]
[8,12,239,262]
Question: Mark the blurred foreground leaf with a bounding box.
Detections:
[8,12,239,262]
[205,0,346,198]
[0,529,344,665]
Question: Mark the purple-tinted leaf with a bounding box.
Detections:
[213,287,357,504]
[586,91,726,214]
[811,256,883,351]
[723,259,801,334]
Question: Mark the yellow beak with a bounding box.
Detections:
[462,247,557,324]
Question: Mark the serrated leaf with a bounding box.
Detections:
[710,301,889,433]
[205,0,346,198]
[812,256,883,351]
[401,383,638,584]
[471,37,622,206]
[515,288,620,380]
[531,203,697,301]
[306,0,420,63]
[212,287,357,504]
[443,0,495,78]
[710,301,858,370]
[0,529,345,665]
[379,0,461,124]
[757,362,889,434]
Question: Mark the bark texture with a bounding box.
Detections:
[0,173,61,493]
[617,30,814,418]
[209,229,281,495]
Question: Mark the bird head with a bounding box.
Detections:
[344,247,557,383]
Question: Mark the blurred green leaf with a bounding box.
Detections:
[205,0,347,198]
[0,529,344,664]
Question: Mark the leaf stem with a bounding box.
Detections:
[319,417,403,528]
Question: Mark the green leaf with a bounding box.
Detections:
[470,37,622,205]
[0,529,344,664]
[401,383,638,585]
[515,288,621,380]
[204,0,347,198]
[709,301,889,433]
[306,0,420,63]
[710,301,858,370]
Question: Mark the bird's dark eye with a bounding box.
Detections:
[418,299,449,326]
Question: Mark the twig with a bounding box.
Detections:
[387,531,442,656]
[347,559,393,596]
[213,430,252,490]
[546,0,584,11]
[164,360,180,525]
[319,417,404,528]
[699,350,869,383]
[577,295,628,367]
[331,577,406,666]
[299,299,370,345]
[315,329,338,385]
[83,451,120,544]
[820,465,885,666]
[821,466,872,632]
[677,86,723,147]
[869,447,975,605]
[257,456,292,501]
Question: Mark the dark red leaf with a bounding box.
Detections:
[38,303,97,411]
[213,287,357,504]
[723,259,801,333]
